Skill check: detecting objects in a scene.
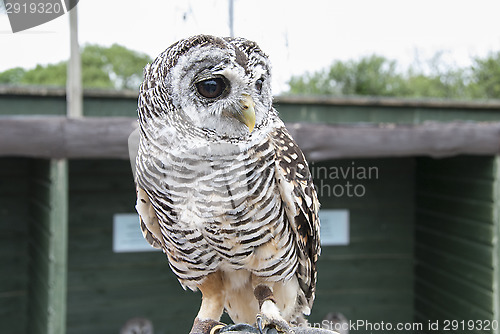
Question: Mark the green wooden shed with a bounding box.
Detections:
[1,86,499,334]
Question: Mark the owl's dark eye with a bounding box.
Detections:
[196,78,226,99]
[255,78,264,93]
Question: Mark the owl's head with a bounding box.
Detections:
[139,35,274,140]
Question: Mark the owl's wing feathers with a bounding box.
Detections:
[271,125,321,311]
[136,186,163,249]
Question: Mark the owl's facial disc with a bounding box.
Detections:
[162,37,273,139]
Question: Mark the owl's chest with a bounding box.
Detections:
[167,155,271,215]
[158,141,279,232]
[144,140,294,276]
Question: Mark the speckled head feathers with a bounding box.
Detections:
[138,35,275,140]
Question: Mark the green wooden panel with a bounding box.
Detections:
[66,159,200,334]
[414,280,493,320]
[417,212,494,246]
[2,90,500,123]
[415,156,498,333]
[417,156,497,180]
[413,107,500,123]
[414,296,493,327]
[417,194,495,224]
[27,159,68,334]
[416,245,493,291]
[307,158,415,331]
[416,265,494,312]
[416,228,493,267]
[275,101,500,124]
[83,96,137,117]
[0,158,31,334]
[0,94,66,116]
[418,175,495,202]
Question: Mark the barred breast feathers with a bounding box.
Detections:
[136,112,320,315]
[137,118,284,272]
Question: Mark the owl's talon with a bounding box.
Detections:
[210,324,226,334]
[256,313,292,334]
[256,314,264,334]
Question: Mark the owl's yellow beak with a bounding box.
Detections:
[235,94,256,133]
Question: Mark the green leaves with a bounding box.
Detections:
[288,52,500,99]
[81,43,151,89]
[470,51,500,98]
[0,67,26,84]
[288,55,406,97]
[0,43,152,90]
[21,63,67,87]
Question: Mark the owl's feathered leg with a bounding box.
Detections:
[254,284,292,334]
[190,272,226,334]
[190,319,225,334]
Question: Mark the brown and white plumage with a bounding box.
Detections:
[134,35,320,333]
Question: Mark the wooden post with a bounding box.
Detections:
[27,159,68,334]
[228,0,234,37]
[27,3,81,333]
[67,3,82,118]
[493,157,500,334]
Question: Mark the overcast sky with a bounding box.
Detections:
[1,0,500,93]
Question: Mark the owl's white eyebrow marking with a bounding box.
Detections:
[252,65,267,80]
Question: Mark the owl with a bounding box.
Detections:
[135,35,320,334]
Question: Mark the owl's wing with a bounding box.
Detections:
[130,126,164,249]
[136,186,163,249]
[271,125,321,311]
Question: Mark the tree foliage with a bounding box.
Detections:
[0,43,152,90]
[0,67,27,84]
[289,55,404,97]
[470,51,500,98]
[20,63,67,86]
[288,52,500,99]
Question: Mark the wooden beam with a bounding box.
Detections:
[0,117,499,160]
[286,122,500,160]
[0,117,137,159]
